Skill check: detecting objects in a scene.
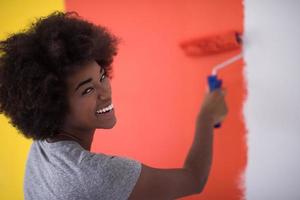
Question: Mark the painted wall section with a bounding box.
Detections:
[244,0,300,199]
[0,1,64,199]
[66,0,246,199]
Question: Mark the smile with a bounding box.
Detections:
[96,103,114,114]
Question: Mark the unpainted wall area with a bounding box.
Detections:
[244,0,300,199]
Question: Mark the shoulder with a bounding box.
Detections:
[26,140,142,199]
[79,150,142,199]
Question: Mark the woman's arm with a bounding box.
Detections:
[129,89,227,200]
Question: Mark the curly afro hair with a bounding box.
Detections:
[0,11,119,140]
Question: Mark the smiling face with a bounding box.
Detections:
[62,60,117,133]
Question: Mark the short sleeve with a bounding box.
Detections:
[80,153,142,200]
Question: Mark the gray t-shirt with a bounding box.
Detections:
[24,140,141,200]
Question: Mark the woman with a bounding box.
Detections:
[0,12,227,200]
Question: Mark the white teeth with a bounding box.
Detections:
[96,104,114,114]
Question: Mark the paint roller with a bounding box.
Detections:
[180,30,243,128]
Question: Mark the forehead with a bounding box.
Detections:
[66,61,101,88]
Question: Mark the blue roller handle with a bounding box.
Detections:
[208,75,223,128]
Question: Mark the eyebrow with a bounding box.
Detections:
[74,68,105,92]
[75,78,92,91]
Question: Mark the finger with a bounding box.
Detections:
[222,88,227,96]
[216,89,225,97]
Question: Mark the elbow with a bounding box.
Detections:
[193,184,204,194]
[194,175,209,194]
[184,167,210,195]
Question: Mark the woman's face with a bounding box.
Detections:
[62,60,116,132]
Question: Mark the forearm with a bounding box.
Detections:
[183,112,214,191]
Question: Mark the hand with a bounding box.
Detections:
[198,89,228,125]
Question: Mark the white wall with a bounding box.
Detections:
[244,0,300,199]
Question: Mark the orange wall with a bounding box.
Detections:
[66,0,247,199]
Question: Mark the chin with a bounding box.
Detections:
[99,119,117,129]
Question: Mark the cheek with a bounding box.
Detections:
[69,96,96,119]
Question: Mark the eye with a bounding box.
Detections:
[82,87,94,95]
[100,73,106,82]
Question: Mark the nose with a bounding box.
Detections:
[97,89,108,101]
[99,93,108,101]
[96,84,111,101]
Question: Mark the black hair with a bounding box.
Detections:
[0,11,119,140]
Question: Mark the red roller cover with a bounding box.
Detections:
[180,30,242,56]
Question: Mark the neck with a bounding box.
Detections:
[56,129,95,151]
